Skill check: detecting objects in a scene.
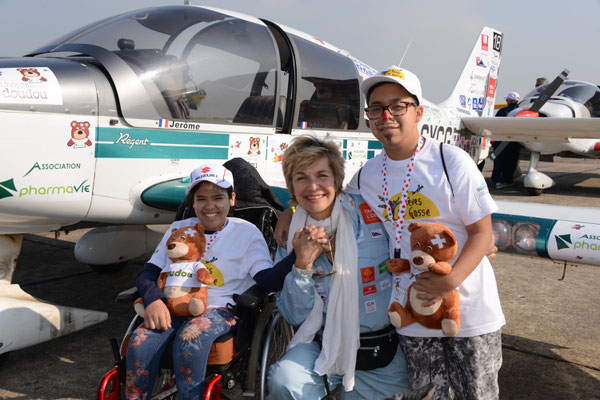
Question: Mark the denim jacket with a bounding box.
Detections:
[276,193,392,333]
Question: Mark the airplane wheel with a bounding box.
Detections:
[527,188,543,196]
[88,262,128,274]
[0,352,9,369]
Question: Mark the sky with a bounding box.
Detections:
[1,0,599,104]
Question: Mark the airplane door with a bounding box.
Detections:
[0,64,97,233]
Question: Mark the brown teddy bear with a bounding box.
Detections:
[387,222,461,337]
[134,223,214,318]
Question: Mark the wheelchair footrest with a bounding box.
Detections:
[203,374,223,400]
[96,365,121,400]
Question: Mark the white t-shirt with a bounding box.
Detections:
[163,261,208,288]
[149,217,273,308]
[347,137,505,337]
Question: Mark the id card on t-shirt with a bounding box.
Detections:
[390,274,409,307]
[163,262,208,288]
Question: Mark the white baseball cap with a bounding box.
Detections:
[360,65,423,105]
[505,92,520,101]
[186,163,234,194]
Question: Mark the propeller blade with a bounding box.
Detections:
[529,69,570,113]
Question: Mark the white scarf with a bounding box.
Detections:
[285,193,360,392]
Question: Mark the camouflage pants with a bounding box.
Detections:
[398,330,502,400]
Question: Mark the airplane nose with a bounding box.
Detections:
[515,109,539,118]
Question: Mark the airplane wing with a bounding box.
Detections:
[462,117,600,142]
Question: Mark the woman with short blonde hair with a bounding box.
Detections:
[268,135,409,399]
[281,136,345,203]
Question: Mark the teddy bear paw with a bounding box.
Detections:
[441,319,459,337]
[189,297,206,316]
[388,311,402,328]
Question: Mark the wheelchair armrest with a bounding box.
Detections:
[116,286,140,304]
[234,285,266,309]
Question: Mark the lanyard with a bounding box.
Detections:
[202,219,228,255]
[381,136,425,258]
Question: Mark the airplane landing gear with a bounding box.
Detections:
[523,151,554,196]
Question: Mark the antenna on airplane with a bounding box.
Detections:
[398,38,413,66]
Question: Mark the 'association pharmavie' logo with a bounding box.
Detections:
[555,234,572,250]
[0,178,17,200]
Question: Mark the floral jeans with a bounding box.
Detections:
[125,307,236,400]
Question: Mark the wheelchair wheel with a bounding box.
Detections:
[258,311,294,400]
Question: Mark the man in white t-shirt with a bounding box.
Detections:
[345,66,505,400]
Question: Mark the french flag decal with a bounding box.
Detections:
[159,119,169,128]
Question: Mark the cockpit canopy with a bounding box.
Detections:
[524,81,600,117]
[30,6,364,131]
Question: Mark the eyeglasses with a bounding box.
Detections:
[312,237,336,279]
[364,102,417,119]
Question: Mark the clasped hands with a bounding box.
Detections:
[292,225,331,270]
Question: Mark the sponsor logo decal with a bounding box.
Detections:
[371,229,383,238]
[363,284,377,296]
[382,68,405,80]
[476,57,487,68]
[555,234,572,250]
[360,266,375,284]
[0,178,17,200]
[488,78,497,98]
[359,202,381,224]
[18,179,90,197]
[481,34,489,51]
[23,162,81,177]
[0,67,62,105]
[459,95,466,107]
[364,299,377,314]
[115,132,150,149]
[554,233,600,250]
[378,189,441,221]
[378,261,388,274]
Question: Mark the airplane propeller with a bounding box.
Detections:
[515,69,570,117]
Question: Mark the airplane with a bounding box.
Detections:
[463,69,600,196]
[1,4,600,361]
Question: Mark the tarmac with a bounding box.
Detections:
[0,155,599,400]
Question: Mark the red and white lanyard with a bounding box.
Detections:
[381,136,425,258]
[200,219,228,256]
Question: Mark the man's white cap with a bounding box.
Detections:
[360,65,423,105]
[505,92,520,101]
[186,163,234,194]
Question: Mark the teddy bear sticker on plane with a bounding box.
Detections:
[134,223,214,318]
[387,221,461,337]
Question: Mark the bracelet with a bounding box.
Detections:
[295,266,313,278]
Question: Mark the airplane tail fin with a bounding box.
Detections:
[440,27,503,118]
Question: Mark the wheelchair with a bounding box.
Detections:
[97,205,294,400]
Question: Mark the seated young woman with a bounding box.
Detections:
[125,163,306,400]
[268,136,409,399]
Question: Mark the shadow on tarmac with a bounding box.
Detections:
[501,334,600,399]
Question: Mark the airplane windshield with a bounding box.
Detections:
[556,84,600,117]
[33,6,280,125]
[523,81,600,117]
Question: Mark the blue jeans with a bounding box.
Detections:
[125,307,236,400]
[268,341,409,399]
